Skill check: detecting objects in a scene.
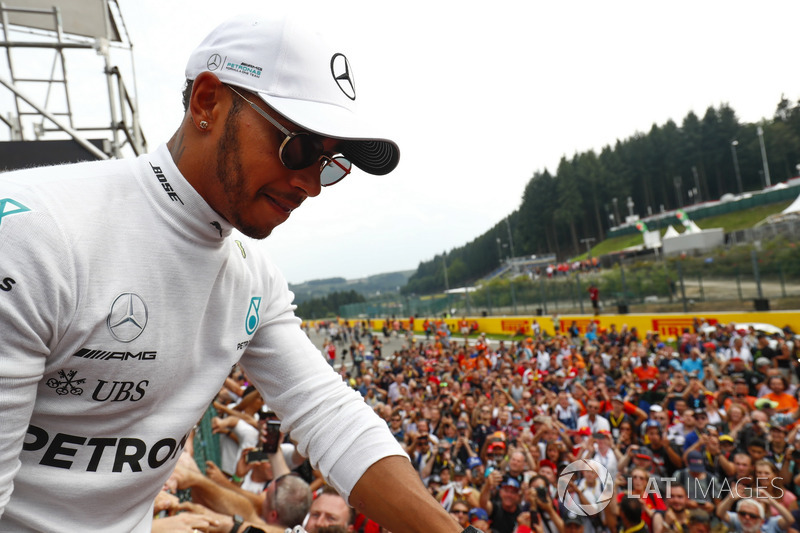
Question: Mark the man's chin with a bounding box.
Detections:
[236,222,274,240]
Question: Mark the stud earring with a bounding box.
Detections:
[199,120,209,130]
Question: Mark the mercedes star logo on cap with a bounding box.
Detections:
[207,54,222,71]
[330,53,356,100]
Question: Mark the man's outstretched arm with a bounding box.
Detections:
[349,455,461,533]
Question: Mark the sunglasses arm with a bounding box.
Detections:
[228,85,292,137]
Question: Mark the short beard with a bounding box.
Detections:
[214,101,271,240]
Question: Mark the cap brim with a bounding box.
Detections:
[256,93,400,175]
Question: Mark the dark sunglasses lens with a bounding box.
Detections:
[320,156,352,186]
[280,134,323,170]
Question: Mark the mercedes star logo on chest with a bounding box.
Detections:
[107,293,148,342]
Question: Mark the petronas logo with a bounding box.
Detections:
[245,297,261,335]
[0,198,30,226]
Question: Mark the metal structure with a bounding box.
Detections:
[0,0,145,169]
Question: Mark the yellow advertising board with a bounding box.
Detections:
[352,311,799,341]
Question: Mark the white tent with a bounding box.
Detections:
[686,221,703,234]
[663,225,680,238]
[782,193,800,214]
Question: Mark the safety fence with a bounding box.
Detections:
[338,244,800,320]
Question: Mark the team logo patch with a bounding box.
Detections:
[107,293,148,343]
[0,198,30,226]
[46,369,85,396]
[330,53,356,100]
[246,297,261,334]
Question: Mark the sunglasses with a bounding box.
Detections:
[738,511,760,520]
[227,85,352,186]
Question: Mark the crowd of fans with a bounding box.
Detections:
[153,317,800,533]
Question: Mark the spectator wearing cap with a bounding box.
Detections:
[702,391,726,429]
[437,461,475,512]
[718,434,736,459]
[642,420,684,477]
[754,359,777,393]
[563,512,587,533]
[716,491,794,533]
[616,444,658,490]
[537,459,559,487]
[682,408,714,452]
[753,334,777,363]
[674,451,718,514]
[467,507,490,533]
[486,439,508,468]
[586,430,619,479]
[466,456,485,487]
[764,424,792,469]
[730,356,767,399]
[452,419,478,466]
[479,470,523,533]
[607,395,648,441]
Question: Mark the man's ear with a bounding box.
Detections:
[189,71,226,131]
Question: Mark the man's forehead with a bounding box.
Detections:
[311,493,349,514]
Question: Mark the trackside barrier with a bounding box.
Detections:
[310,311,800,342]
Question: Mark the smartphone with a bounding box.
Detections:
[262,420,281,454]
[246,448,270,463]
[536,486,547,500]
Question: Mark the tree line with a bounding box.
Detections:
[295,290,365,320]
[402,98,800,296]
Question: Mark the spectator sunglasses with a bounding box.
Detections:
[227,85,352,186]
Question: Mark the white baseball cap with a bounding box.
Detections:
[185,13,399,176]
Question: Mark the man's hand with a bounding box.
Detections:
[151,512,211,533]
[204,461,228,485]
[487,469,502,489]
[154,490,180,515]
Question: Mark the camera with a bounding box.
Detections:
[536,486,547,501]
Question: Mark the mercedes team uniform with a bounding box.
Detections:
[0,145,406,531]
